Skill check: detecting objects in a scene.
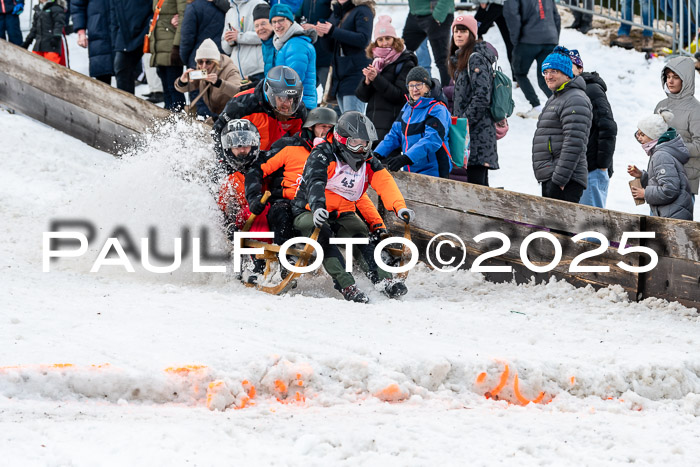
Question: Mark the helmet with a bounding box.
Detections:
[303,106,338,129]
[264,66,303,116]
[220,119,260,171]
[333,111,378,171]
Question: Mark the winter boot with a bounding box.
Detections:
[612,34,634,49]
[340,284,369,303]
[641,36,654,52]
[241,258,266,284]
[379,278,408,299]
[578,23,592,34]
[517,105,542,119]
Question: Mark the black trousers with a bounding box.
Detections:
[474,4,514,77]
[512,43,555,108]
[402,12,454,86]
[267,199,296,246]
[114,49,143,94]
[542,179,585,203]
[467,165,490,187]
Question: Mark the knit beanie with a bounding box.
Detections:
[637,109,674,140]
[406,66,432,88]
[373,15,398,41]
[253,3,271,22]
[269,3,294,23]
[569,49,583,69]
[541,52,573,78]
[452,14,478,39]
[195,38,221,62]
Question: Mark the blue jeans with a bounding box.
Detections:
[618,0,654,37]
[579,169,610,208]
[0,13,23,45]
[156,66,186,111]
[337,94,367,114]
[416,38,432,78]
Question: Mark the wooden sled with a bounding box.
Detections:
[239,192,412,295]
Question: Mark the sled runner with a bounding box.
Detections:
[238,193,413,295]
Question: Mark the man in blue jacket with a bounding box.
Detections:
[374,66,452,179]
[108,0,152,94]
[1,0,24,45]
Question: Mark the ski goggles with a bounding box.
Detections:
[221,130,259,150]
[335,132,370,153]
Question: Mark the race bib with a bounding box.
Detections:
[326,160,367,202]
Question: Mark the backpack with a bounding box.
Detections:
[468,52,515,122]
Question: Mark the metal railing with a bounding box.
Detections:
[373,0,698,55]
[559,0,698,54]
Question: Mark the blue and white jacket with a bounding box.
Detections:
[375,82,452,178]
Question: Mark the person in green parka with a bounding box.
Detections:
[149,0,187,110]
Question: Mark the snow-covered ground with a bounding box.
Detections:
[2,5,700,466]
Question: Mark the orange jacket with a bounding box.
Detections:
[292,140,407,226]
[217,172,269,232]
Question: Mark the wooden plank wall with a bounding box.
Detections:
[380,172,700,311]
[0,40,169,155]
[1,39,698,310]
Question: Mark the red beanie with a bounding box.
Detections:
[452,14,478,39]
[373,15,398,41]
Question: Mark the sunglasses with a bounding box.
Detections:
[196,59,215,66]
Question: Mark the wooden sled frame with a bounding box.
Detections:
[239,193,413,295]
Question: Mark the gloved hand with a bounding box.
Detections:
[21,40,30,49]
[313,208,329,228]
[212,112,228,136]
[386,154,412,172]
[170,45,183,67]
[397,208,415,224]
[248,196,266,216]
[12,3,24,15]
[369,227,388,244]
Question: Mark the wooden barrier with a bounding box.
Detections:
[0,40,169,155]
[378,172,700,311]
[1,39,698,310]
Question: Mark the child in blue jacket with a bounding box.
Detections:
[374,66,452,178]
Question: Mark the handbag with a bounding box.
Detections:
[143,0,166,54]
[447,116,470,168]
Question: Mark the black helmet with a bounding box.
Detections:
[264,66,303,116]
[303,106,338,129]
[220,119,260,171]
[333,111,378,171]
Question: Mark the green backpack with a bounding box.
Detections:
[468,53,515,122]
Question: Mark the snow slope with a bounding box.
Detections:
[2,5,700,466]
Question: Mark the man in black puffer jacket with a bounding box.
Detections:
[568,49,617,209]
[532,51,591,203]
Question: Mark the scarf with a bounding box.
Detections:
[273,22,305,51]
[371,47,402,73]
[642,139,658,156]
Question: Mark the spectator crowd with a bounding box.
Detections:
[1,0,699,228]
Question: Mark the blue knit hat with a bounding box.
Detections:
[541,52,573,78]
[270,4,294,23]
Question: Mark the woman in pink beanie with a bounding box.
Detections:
[355,15,417,146]
[448,14,500,187]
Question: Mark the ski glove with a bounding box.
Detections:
[248,196,266,216]
[369,227,388,244]
[313,208,329,228]
[13,3,24,15]
[397,208,415,224]
[386,154,412,172]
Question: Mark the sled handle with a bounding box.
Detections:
[242,191,271,232]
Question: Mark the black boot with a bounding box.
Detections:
[340,284,369,303]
